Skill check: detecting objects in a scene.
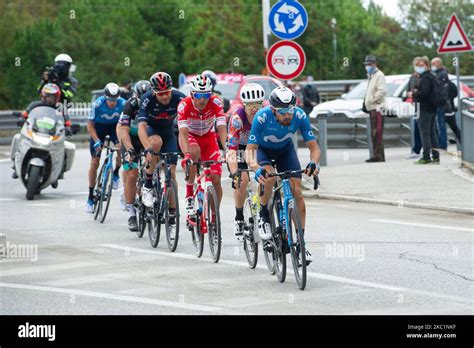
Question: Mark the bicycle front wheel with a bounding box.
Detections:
[164,180,180,252]
[243,197,258,269]
[189,212,204,258]
[206,186,221,263]
[148,187,161,248]
[93,163,105,220]
[270,197,286,283]
[99,165,114,223]
[288,204,306,290]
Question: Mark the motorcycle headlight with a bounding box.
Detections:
[32,132,52,145]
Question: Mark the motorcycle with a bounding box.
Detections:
[11,107,79,200]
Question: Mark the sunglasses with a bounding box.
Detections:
[155,90,172,97]
[244,102,263,109]
[192,92,211,100]
[275,105,295,115]
[106,97,118,102]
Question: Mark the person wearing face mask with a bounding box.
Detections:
[405,57,423,159]
[431,57,461,150]
[412,56,440,164]
[38,54,78,104]
[363,55,387,163]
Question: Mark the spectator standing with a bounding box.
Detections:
[431,57,461,149]
[406,57,422,159]
[363,55,387,163]
[302,76,320,115]
[412,56,440,164]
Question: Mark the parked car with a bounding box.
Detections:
[310,74,473,119]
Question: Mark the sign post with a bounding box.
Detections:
[437,13,473,155]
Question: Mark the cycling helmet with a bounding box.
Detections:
[104,83,120,99]
[150,72,173,91]
[41,83,61,105]
[269,86,296,108]
[133,80,151,99]
[189,74,213,93]
[202,70,217,88]
[240,83,265,103]
[54,54,73,64]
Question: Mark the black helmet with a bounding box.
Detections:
[133,80,151,99]
[104,83,120,99]
[269,87,296,108]
[150,72,173,91]
[202,70,217,88]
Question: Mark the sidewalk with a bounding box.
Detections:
[300,146,474,215]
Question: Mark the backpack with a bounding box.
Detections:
[447,80,458,100]
[429,73,449,107]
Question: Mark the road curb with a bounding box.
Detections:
[302,191,474,215]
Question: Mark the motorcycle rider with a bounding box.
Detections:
[10,84,70,179]
[38,54,77,105]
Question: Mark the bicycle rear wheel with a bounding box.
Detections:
[243,197,258,269]
[99,165,114,223]
[288,204,306,290]
[206,186,221,263]
[93,163,105,220]
[270,197,286,283]
[164,180,180,252]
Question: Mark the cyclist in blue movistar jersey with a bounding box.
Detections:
[85,83,126,213]
[245,86,321,263]
[117,80,151,230]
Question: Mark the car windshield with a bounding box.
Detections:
[344,81,401,99]
[214,83,240,100]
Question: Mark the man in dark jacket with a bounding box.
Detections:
[302,76,320,115]
[412,56,440,164]
[405,57,422,159]
[431,57,461,148]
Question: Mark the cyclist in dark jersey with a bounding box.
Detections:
[117,80,151,231]
[138,72,185,229]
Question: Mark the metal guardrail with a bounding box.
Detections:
[461,98,474,165]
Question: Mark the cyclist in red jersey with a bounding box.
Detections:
[177,74,227,212]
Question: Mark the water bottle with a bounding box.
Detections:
[197,191,204,214]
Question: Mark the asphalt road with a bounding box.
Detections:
[0,149,473,314]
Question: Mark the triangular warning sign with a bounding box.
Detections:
[438,14,473,53]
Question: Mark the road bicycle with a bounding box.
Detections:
[262,169,319,290]
[185,159,225,262]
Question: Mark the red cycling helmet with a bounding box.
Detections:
[41,83,61,105]
[150,72,173,92]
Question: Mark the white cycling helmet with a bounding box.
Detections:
[54,53,73,63]
[189,74,213,93]
[104,82,120,99]
[240,83,265,103]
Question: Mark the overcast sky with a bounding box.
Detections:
[362,0,403,21]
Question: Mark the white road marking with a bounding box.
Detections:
[0,158,11,163]
[0,261,101,277]
[26,203,52,207]
[100,244,474,305]
[0,282,223,313]
[0,198,20,202]
[370,219,474,233]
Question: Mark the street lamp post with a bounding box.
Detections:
[331,18,337,75]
